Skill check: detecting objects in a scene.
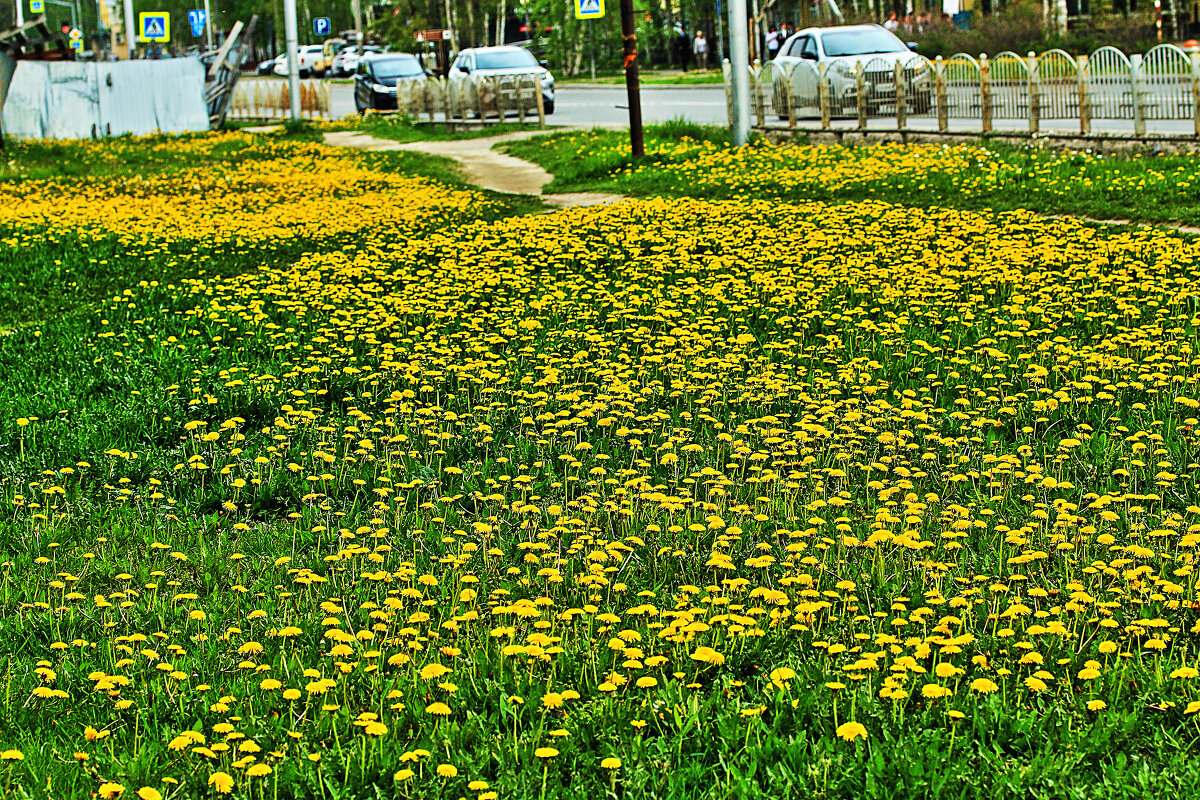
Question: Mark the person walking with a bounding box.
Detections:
[693,30,708,70]
[675,24,691,72]
[765,25,781,60]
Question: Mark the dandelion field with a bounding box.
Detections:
[3,130,1200,799]
[507,125,1200,227]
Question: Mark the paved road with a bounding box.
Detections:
[311,79,1195,135]
[322,81,729,126]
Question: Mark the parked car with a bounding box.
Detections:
[772,24,929,117]
[450,45,555,114]
[257,53,283,75]
[354,53,427,112]
[335,45,383,78]
[273,44,325,78]
[315,38,350,77]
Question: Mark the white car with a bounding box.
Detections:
[450,46,555,114]
[274,44,325,78]
[334,46,383,78]
[772,24,930,116]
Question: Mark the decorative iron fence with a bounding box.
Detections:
[227,73,547,125]
[733,43,1200,136]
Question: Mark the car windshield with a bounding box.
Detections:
[371,57,424,78]
[474,49,537,69]
[820,29,907,57]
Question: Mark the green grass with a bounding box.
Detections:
[505,122,1200,227]
[356,116,556,142]
[0,138,542,331]
[6,127,1200,800]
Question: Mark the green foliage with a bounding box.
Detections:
[507,125,1200,227]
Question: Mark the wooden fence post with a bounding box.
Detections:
[1131,53,1146,136]
[784,65,797,129]
[856,61,867,130]
[818,62,831,130]
[1027,51,1040,133]
[1077,54,1091,135]
[752,61,765,127]
[534,78,546,128]
[980,54,992,134]
[936,56,948,132]
[1191,51,1200,136]
[894,60,907,130]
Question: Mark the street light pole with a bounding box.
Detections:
[122,0,135,57]
[204,0,213,48]
[283,0,301,120]
[727,0,750,144]
[15,0,23,28]
[619,0,643,158]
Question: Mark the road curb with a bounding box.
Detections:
[558,82,723,91]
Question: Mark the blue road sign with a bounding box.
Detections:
[314,17,332,36]
[30,0,43,12]
[188,10,207,38]
[139,12,170,42]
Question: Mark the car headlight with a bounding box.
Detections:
[835,62,860,78]
[372,83,395,94]
[541,72,553,87]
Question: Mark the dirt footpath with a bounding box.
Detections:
[323,129,624,209]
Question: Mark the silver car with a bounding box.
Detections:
[450,46,555,114]
[772,24,930,117]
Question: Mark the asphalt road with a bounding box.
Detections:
[315,79,1194,135]
[322,81,729,126]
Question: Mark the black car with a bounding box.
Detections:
[354,53,427,113]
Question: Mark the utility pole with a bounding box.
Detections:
[351,0,362,52]
[715,0,725,65]
[619,0,643,158]
[204,0,213,47]
[283,0,301,119]
[123,0,135,57]
[15,0,23,28]
[727,0,749,144]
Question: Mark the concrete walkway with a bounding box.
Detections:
[323,129,624,209]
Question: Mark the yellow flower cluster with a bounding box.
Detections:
[4,135,1200,794]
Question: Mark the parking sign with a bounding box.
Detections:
[188,10,207,38]
[314,17,331,36]
[575,0,604,18]
[139,12,170,42]
[30,0,43,12]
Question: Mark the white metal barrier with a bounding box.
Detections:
[736,43,1200,136]
[227,73,547,126]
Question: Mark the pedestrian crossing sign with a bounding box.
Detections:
[139,12,170,42]
[575,0,604,19]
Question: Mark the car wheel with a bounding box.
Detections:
[543,99,554,115]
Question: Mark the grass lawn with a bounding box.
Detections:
[3,128,1200,800]
[505,121,1200,227]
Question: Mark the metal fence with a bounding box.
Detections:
[228,73,546,126]
[735,43,1200,136]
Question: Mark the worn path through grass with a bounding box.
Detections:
[322,129,625,208]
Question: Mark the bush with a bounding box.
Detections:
[896,2,1159,58]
